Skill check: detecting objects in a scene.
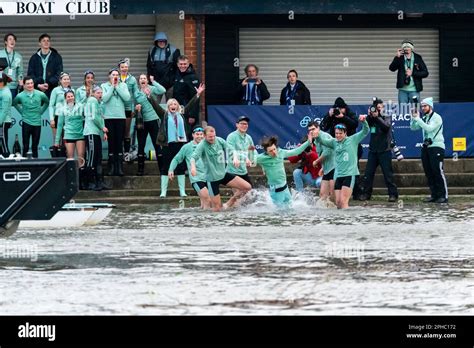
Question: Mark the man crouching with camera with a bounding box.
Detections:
[410,97,448,203]
[359,98,399,202]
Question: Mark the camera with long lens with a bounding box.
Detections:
[369,97,378,114]
[422,138,433,148]
[391,140,404,161]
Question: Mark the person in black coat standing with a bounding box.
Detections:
[27,33,63,98]
[279,70,311,106]
[237,64,270,105]
[389,39,429,107]
[172,55,200,138]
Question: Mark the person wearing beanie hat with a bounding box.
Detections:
[410,96,448,203]
[146,32,181,92]
[389,39,429,107]
[421,97,434,109]
[320,97,358,137]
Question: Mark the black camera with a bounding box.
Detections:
[412,96,419,105]
[422,138,433,148]
[390,140,404,161]
[369,97,381,115]
[333,107,341,116]
[404,75,411,85]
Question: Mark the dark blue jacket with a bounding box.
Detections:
[27,48,63,98]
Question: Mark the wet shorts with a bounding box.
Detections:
[207,172,236,197]
[236,173,253,186]
[334,175,356,190]
[322,169,335,181]
[192,181,208,194]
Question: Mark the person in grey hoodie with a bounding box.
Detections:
[146,32,181,93]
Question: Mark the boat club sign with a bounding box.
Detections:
[0,0,110,15]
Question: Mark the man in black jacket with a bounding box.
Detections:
[389,39,429,108]
[27,33,63,98]
[279,69,311,106]
[147,32,181,93]
[237,64,270,105]
[359,99,399,202]
[172,55,200,138]
[320,97,358,137]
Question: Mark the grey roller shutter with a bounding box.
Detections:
[239,28,439,105]
[7,25,155,89]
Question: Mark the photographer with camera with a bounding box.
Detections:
[359,98,399,202]
[410,97,448,203]
[389,39,429,108]
[237,64,270,105]
[320,97,358,137]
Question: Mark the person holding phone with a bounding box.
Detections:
[389,39,429,107]
[237,64,270,105]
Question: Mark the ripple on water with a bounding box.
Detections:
[1,192,473,314]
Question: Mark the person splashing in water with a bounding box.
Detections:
[191,126,252,212]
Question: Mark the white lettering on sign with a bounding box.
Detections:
[0,0,109,15]
[3,172,32,182]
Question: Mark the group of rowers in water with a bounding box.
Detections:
[170,113,369,211]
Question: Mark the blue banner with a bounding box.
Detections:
[208,103,474,158]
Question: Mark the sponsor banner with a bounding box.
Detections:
[207,103,474,158]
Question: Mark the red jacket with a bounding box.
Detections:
[288,144,321,179]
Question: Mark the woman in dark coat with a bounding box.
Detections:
[279,69,311,106]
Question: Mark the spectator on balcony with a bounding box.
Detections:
[237,64,270,105]
[279,70,311,106]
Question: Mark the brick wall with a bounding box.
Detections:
[184,15,206,120]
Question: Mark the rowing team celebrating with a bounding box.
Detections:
[173,113,369,211]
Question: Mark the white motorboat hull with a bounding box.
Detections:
[19,203,115,228]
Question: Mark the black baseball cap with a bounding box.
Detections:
[237,115,250,123]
